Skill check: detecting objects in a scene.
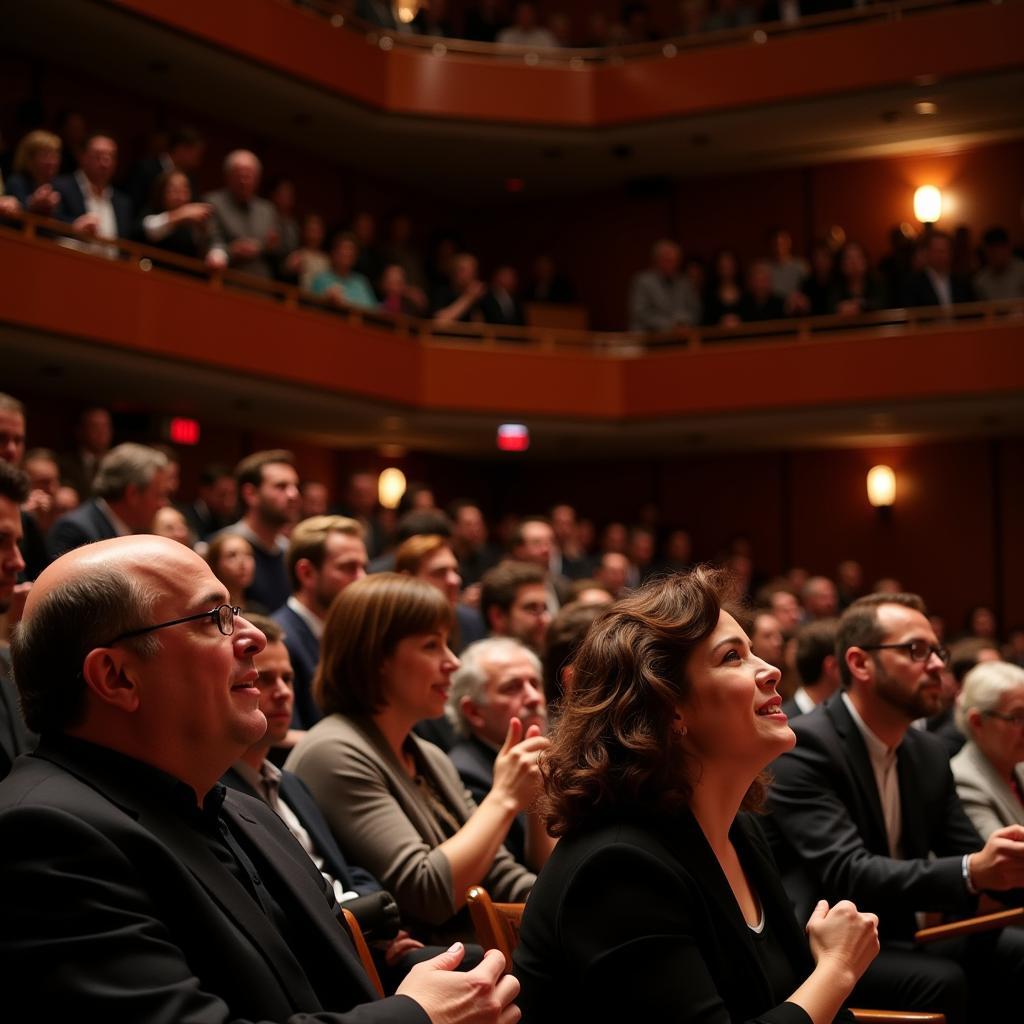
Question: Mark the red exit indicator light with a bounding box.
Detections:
[497,423,529,452]
[168,417,201,445]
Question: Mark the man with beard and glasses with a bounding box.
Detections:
[766,593,1024,1024]
[219,450,301,612]
[446,638,553,872]
[272,516,367,731]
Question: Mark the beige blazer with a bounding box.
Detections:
[285,713,534,943]
[951,739,1024,839]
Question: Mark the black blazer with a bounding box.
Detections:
[0,656,35,781]
[52,173,134,237]
[901,270,974,308]
[0,737,426,1024]
[448,735,527,866]
[46,499,119,560]
[766,695,987,941]
[221,764,381,895]
[271,602,323,730]
[515,807,840,1024]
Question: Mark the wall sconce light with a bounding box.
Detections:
[867,465,896,509]
[378,467,407,510]
[913,185,942,224]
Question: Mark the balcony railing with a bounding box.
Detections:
[4,210,1023,355]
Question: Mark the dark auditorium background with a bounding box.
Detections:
[2,0,1023,631]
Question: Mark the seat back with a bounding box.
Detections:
[340,906,386,998]
[850,1012,944,1023]
[466,885,524,975]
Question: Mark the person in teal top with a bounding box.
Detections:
[309,231,378,310]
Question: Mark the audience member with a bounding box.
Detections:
[53,109,88,176]
[447,637,553,870]
[5,129,63,217]
[53,131,132,244]
[0,535,517,1022]
[0,461,34,779]
[594,551,630,599]
[301,480,330,519]
[951,661,1024,839]
[140,169,215,263]
[829,242,884,316]
[220,450,301,612]
[0,395,48,580]
[432,252,487,324]
[285,573,541,944]
[125,124,204,215]
[628,239,702,332]
[182,463,238,541]
[205,149,280,278]
[548,503,592,579]
[566,579,614,606]
[541,599,605,713]
[748,609,785,669]
[339,470,385,557]
[480,561,552,654]
[283,212,330,290]
[836,559,864,610]
[21,447,62,537]
[47,443,170,560]
[204,532,257,611]
[379,263,424,316]
[926,636,1002,757]
[310,232,378,310]
[481,265,526,327]
[963,603,999,642]
[703,249,744,326]
[524,253,575,304]
[151,505,191,545]
[902,231,975,309]
[380,213,428,291]
[510,517,569,608]
[496,3,558,46]
[738,259,786,321]
[516,569,879,1022]
[59,406,113,499]
[268,178,301,258]
[798,240,837,316]
[449,499,499,586]
[351,212,386,289]
[768,593,1024,1023]
[783,617,840,717]
[802,575,838,620]
[273,515,369,731]
[973,226,1024,300]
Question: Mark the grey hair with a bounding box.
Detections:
[956,660,1024,735]
[12,565,161,733]
[446,637,542,738]
[223,149,261,176]
[92,444,168,502]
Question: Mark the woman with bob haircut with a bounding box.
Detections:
[285,573,541,945]
[515,567,879,1024]
[951,660,1024,838]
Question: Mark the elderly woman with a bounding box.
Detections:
[951,660,1024,837]
[285,573,542,945]
[6,130,63,217]
[515,568,878,1023]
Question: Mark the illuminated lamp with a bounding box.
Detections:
[497,424,530,452]
[866,465,896,509]
[396,1,420,23]
[378,468,407,510]
[913,186,942,225]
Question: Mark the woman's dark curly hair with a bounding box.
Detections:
[541,566,766,836]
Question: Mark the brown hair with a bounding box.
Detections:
[286,515,363,590]
[836,592,926,687]
[542,567,765,836]
[394,534,449,576]
[12,130,61,176]
[316,573,453,716]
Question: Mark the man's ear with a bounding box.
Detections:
[294,557,316,589]
[487,606,507,635]
[81,647,142,713]
[845,647,873,687]
[460,695,487,733]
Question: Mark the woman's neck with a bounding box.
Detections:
[372,707,418,774]
[688,765,750,853]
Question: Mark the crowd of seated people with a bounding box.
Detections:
[2,386,1024,1019]
[3,117,1023,336]
[344,0,939,48]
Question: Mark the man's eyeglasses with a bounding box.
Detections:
[859,639,950,667]
[982,710,1024,727]
[104,604,240,647]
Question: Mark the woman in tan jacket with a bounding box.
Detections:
[285,573,542,945]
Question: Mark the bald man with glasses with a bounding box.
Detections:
[0,535,519,1024]
[766,592,1024,1024]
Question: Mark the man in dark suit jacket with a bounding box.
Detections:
[52,131,134,240]
[902,231,975,308]
[447,637,550,870]
[780,617,840,720]
[480,267,526,328]
[47,443,171,560]
[0,533,516,1022]
[271,515,368,730]
[767,593,1024,1023]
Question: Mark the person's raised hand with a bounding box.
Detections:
[396,944,519,1024]
[805,899,878,986]
[968,825,1024,891]
[492,718,549,814]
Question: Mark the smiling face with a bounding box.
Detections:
[678,610,794,771]
[380,628,460,724]
[462,647,547,748]
[253,639,295,749]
